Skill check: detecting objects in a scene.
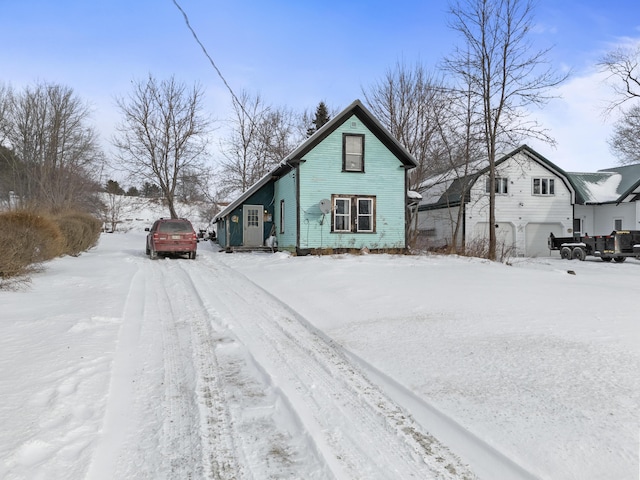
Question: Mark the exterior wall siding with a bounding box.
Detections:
[273,169,298,250]
[224,183,275,247]
[296,114,406,250]
[416,206,463,250]
[464,153,573,256]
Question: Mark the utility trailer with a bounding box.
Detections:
[548,230,640,262]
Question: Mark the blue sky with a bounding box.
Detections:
[2,0,640,173]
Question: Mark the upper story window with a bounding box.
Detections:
[533,178,555,196]
[485,177,508,194]
[343,134,365,172]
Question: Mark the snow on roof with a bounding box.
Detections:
[567,172,622,203]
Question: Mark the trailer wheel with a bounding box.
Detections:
[560,247,572,260]
[613,256,626,263]
[572,247,586,261]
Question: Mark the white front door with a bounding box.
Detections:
[243,205,263,247]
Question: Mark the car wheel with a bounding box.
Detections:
[189,251,197,259]
[150,249,158,260]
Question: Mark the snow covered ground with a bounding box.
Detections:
[0,219,638,479]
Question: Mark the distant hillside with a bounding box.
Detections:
[99,194,213,233]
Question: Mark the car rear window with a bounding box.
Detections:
[158,221,193,233]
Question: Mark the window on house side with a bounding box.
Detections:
[334,198,351,232]
[280,200,285,234]
[357,198,373,232]
[614,219,623,231]
[343,134,364,172]
[485,177,508,194]
[533,178,555,195]
[332,195,376,233]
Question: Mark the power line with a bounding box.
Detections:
[171,0,252,120]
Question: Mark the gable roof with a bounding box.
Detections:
[418,144,576,210]
[215,99,417,221]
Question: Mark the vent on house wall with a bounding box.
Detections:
[351,121,357,128]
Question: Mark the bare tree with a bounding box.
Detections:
[599,42,640,164]
[599,43,640,109]
[363,62,454,190]
[608,104,640,164]
[217,90,299,198]
[0,82,102,212]
[445,0,566,260]
[113,75,211,218]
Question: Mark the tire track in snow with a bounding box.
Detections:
[152,260,206,479]
[155,260,241,479]
[183,253,477,480]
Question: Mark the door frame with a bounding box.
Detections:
[242,204,264,247]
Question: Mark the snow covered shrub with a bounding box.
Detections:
[0,210,64,280]
[54,212,102,256]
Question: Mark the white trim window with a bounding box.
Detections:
[486,177,508,194]
[357,198,373,232]
[333,197,351,232]
[533,178,555,195]
[332,194,376,233]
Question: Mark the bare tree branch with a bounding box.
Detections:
[113,75,212,218]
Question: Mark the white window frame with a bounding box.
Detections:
[332,194,376,233]
[486,177,508,194]
[333,197,351,232]
[356,198,374,232]
[533,178,555,196]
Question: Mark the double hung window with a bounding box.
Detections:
[486,177,509,194]
[343,134,364,172]
[332,195,375,233]
[533,178,555,195]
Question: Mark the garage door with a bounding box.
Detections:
[472,222,515,252]
[526,223,564,257]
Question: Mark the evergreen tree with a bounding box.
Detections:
[306,101,331,137]
[105,179,125,195]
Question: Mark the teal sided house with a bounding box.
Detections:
[214,100,417,253]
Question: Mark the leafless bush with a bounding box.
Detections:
[54,212,102,256]
[0,211,64,282]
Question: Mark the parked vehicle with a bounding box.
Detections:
[548,230,640,262]
[145,218,197,259]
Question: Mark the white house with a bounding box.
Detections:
[416,145,640,257]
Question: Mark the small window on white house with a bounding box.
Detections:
[573,218,582,234]
[486,177,508,194]
[343,134,364,172]
[614,218,623,231]
[533,178,555,195]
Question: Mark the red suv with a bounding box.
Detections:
[145,218,197,259]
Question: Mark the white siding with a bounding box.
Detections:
[465,152,573,256]
[416,206,463,250]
